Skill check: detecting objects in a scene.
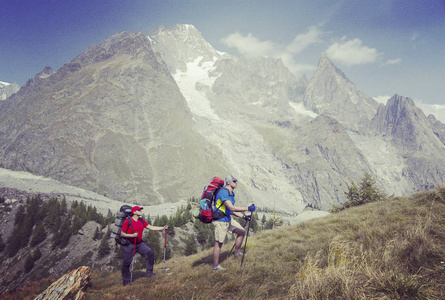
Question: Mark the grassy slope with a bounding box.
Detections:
[7,187,445,299]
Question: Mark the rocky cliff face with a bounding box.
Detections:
[0,31,223,205]
[369,94,445,191]
[304,53,380,131]
[0,24,445,212]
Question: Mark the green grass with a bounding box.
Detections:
[7,186,445,299]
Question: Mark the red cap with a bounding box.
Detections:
[131,206,143,214]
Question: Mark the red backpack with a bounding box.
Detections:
[194,176,225,223]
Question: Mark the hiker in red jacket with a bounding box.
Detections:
[121,206,168,286]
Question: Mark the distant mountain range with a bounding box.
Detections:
[1,24,445,212]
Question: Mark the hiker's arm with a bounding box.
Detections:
[223,200,248,214]
[233,211,244,218]
[146,224,168,231]
[121,231,137,238]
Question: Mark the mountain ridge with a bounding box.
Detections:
[1,24,445,212]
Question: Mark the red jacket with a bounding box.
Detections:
[121,217,148,243]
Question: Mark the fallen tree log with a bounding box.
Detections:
[35,266,90,300]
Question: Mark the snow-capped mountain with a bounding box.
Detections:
[0,81,20,100]
[1,24,445,212]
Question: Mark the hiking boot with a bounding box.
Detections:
[212,264,226,271]
[123,282,131,286]
[145,272,158,278]
[234,251,246,258]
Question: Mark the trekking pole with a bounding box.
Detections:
[130,257,135,283]
[163,229,167,273]
[240,209,254,269]
[228,241,236,258]
[228,218,248,258]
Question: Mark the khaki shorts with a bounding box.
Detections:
[213,219,243,243]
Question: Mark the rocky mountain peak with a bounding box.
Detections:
[372,94,422,134]
[148,24,230,73]
[316,52,349,81]
[0,29,224,204]
[371,94,442,152]
[303,53,379,130]
[21,66,55,90]
[73,31,157,67]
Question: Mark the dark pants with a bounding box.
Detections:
[121,241,154,285]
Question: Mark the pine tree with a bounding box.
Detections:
[30,222,47,247]
[360,172,386,204]
[144,231,162,263]
[52,217,71,249]
[93,227,100,240]
[264,218,274,230]
[26,196,41,226]
[250,214,259,232]
[344,181,360,207]
[261,214,267,229]
[195,222,207,247]
[22,212,34,247]
[184,234,198,256]
[167,219,176,237]
[24,255,35,273]
[71,200,79,211]
[32,248,42,261]
[333,172,386,212]
[6,233,22,257]
[97,227,111,258]
[205,234,214,249]
[106,209,114,224]
[45,198,61,231]
[14,205,26,225]
[60,196,68,215]
[144,214,152,224]
[71,215,84,235]
[0,234,5,252]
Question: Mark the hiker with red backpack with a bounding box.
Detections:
[212,175,255,271]
[120,206,168,286]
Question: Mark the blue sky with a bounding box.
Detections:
[1,0,444,117]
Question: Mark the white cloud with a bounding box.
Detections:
[221,27,323,75]
[285,26,323,54]
[385,58,402,65]
[415,100,445,123]
[326,38,382,66]
[279,53,316,74]
[220,32,278,58]
[373,95,391,104]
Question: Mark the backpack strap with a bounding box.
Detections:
[214,188,229,213]
[126,217,133,233]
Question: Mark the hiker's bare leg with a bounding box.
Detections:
[213,242,223,265]
[233,228,245,252]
